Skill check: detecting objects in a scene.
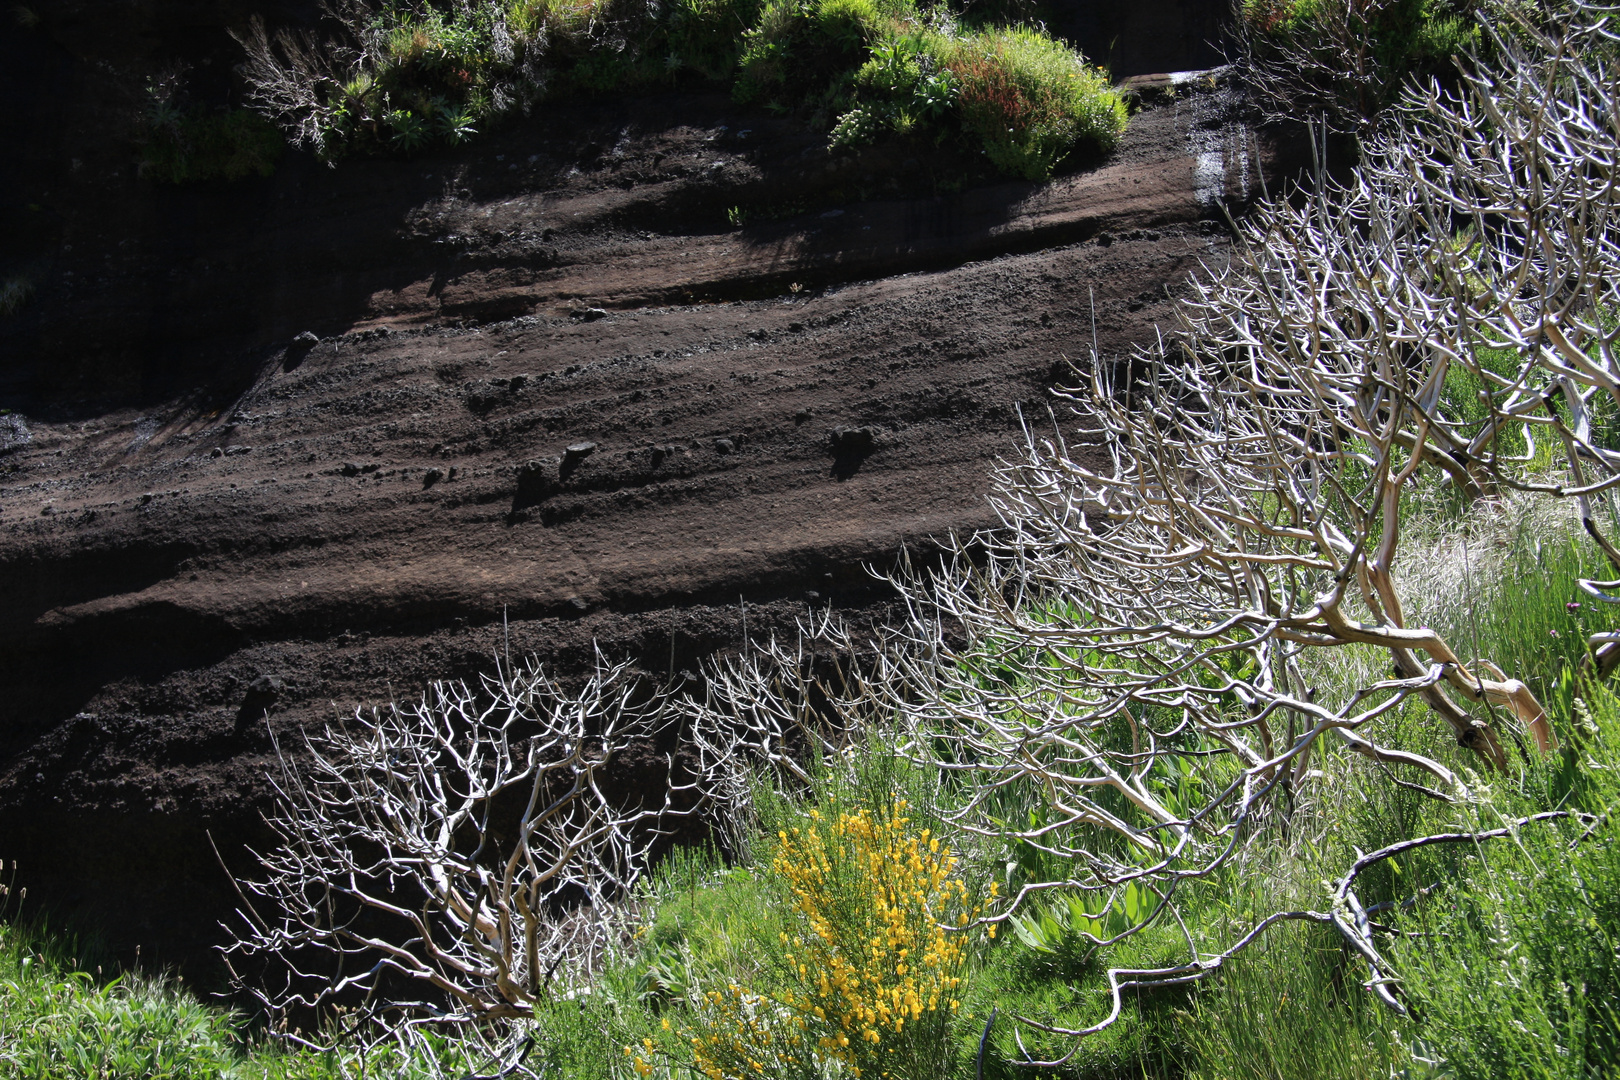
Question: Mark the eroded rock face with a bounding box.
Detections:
[0,0,1263,977]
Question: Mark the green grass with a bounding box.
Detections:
[0,920,287,1079]
[0,916,525,1079]
[1169,504,1620,1080]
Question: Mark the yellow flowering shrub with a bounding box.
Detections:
[680,800,985,1080]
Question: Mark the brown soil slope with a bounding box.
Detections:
[0,78,1265,968]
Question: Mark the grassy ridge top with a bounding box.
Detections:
[234,0,1126,180]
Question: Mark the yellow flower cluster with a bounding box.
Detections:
[687,800,982,1079]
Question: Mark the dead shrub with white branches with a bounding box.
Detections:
[223,642,840,1042]
[224,654,701,1033]
[230,4,382,158]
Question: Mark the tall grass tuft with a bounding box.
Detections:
[943,27,1126,178]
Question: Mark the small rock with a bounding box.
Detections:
[423,466,445,488]
[291,331,319,347]
[806,590,822,602]
[508,374,528,392]
[247,675,286,697]
[225,445,251,456]
[713,437,736,455]
[514,458,557,509]
[564,441,597,462]
[341,462,361,477]
[210,446,224,458]
[568,597,589,612]
[829,425,879,453]
[572,307,609,321]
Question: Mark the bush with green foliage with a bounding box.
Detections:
[734,0,903,104]
[664,0,769,81]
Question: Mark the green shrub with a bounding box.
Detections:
[734,0,900,104]
[663,0,767,81]
[140,109,283,183]
[1243,0,1481,69]
[824,22,1126,174]
[828,34,957,143]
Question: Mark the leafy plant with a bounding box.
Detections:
[434,104,479,143]
[386,107,432,151]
